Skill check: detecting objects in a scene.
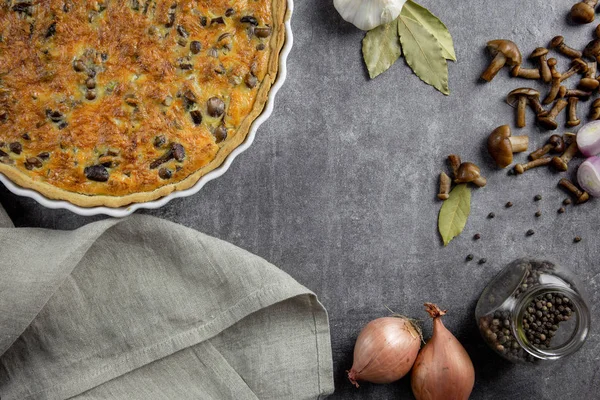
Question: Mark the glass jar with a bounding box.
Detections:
[475,258,590,363]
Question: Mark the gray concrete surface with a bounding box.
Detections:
[2,0,600,398]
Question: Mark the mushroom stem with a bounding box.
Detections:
[529,97,547,116]
[567,97,581,128]
[516,96,527,128]
[481,53,507,82]
[508,135,529,153]
[538,99,568,130]
[529,135,565,160]
[447,154,461,179]
[551,141,579,171]
[438,172,451,200]
[514,157,551,174]
[591,99,600,119]
[559,178,590,204]
[511,66,541,80]
[530,144,554,160]
[560,59,588,82]
[544,70,562,104]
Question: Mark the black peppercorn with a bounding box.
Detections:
[558,207,566,214]
[473,233,481,240]
[535,211,542,217]
[574,236,582,243]
[563,198,572,205]
[506,201,513,208]
[488,212,495,219]
[479,258,487,265]
[526,229,535,236]
[534,194,542,201]
[466,254,474,261]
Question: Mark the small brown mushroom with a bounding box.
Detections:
[591,98,600,119]
[447,154,461,179]
[487,125,529,168]
[578,61,600,91]
[559,178,590,203]
[566,97,581,127]
[531,47,552,83]
[511,65,541,80]
[543,59,562,105]
[560,58,588,82]
[583,39,600,63]
[455,162,487,187]
[570,0,598,24]
[550,140,579,171]
[514,157,551,174]
[537,99,568,130]
[507,88,540,128]
[596,24,600,38]
[438,172,451,200]
[550,36,583,59]
[481,40,522,82]
[529,135,566,160]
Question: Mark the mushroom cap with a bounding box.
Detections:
[538,116,559,130]
[571,2,596,24]
[550,36,565,49]
[530,47,549,58]
[507,88,540,107]
[548,134,565,152]
[593,98,600,107]
[584,39,600,59]
[547,57,558,67]
[487,39,522,66]
[579,77,600,91]
[488,125,514,168]
[454,162,482,184]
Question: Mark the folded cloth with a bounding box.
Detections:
[0,206,334,400]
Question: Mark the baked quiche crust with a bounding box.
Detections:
[0,0,287,207]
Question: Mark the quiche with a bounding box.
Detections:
[0,0,286,207]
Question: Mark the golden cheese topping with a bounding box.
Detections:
[0,0,285,206]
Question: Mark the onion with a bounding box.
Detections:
[411,303,475,400]
[576,120,600,157]
[347,316,422,387]
[578,156,600,197]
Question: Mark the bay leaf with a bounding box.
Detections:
[401,0,456,61]
[398,15,449,95]
[362,21,402,79]
[438,184,471,246]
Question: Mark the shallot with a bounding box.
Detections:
[576,120,600,157]
[578,155,600,197]
[347,316,421,387]
[411,303,475,400]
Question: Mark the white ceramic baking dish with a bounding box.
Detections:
[0,0,294,218]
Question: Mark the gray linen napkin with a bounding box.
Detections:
[0,207,334,400]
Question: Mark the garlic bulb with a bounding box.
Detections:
[334,0,407,31]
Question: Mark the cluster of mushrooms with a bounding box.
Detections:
[438,12,600,203]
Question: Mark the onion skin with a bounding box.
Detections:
[411,304,475,400]
[348,316,421,387]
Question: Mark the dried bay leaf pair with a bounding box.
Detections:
[362,0,456,95]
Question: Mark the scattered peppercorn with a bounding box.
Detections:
[506,202,513,208]
[574,236,582,243]
[479,258,487,264]
[488,212,495,219]
[526,229,535,236]
[466,254,474,261]
[534,194,542,201]
[563,198,572,205]
[558,207,566,214]
[535,211,542,217]
[473,233,481,240]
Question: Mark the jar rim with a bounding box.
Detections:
[513,285,590,360]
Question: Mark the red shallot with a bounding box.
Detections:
[411,303,475,400]
[348,316,422,387]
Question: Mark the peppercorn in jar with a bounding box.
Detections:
[475,259,590,363]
